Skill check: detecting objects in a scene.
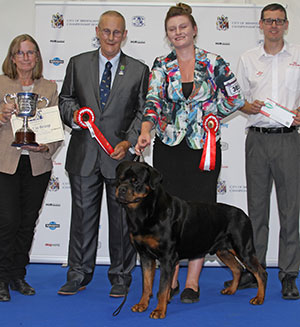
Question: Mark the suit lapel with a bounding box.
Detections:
[89,50,101,111]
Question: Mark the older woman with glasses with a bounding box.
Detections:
[0,34,61,302]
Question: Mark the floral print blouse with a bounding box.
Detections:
[142,46,245,149]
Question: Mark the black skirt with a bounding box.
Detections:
[153,136,221,203]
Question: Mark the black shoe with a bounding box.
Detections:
[0,282,10,302]
[180,287,200,303]
[170,281,180,299]
[10,279,35,295]
[109,284,129,298]
[224,271,257,290]
[57,280,86,295]
[281,275,300,300]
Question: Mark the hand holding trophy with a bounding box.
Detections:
[4,92,49,147]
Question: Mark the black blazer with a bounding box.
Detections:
[59,49,149,178]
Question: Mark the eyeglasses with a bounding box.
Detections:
[262,18,287,26]
[14,50,37,58]
[100,28,123,39]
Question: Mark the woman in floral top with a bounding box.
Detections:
[135,3,244,304]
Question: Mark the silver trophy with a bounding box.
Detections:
[4,92,49,147]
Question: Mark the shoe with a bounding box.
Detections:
[109,284,129,298]
[224,271,257,290]
[10,279,35,295]
[57,280,86,295]
[170,281,180,299]
[180,287,200,303]
[281,275,300,300]
[0,282,10,302]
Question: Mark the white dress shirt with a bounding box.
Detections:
[237,41,300,128]
[99,50,120,86]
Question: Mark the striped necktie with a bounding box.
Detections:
[100,61,112,109]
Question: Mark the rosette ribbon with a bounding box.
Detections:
[199,114,220,171]
[76,107,114,155]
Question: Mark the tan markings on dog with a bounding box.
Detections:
[124,189,150,209]
[134,235,159,249]
[151,287,168,319]
[131,259,156,313]
[116,185,150,209]
[217,249,243,295]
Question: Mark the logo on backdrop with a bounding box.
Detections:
[48,175,60,192]
[49,57,64,66]
[45,243,60,247]
[216,15,229,31]
[215,41,230,46]
[217,180,247,195]
[92,36,100,48]
[45,221,61,230]
[50,39,65,44]
[221,141,229,151]
[132,16,145,27]
[217,179,227,195]
[45,203,61,208]
[52,79,64,84]
[229,185,247,193]
[130,40,146,45]
[51,13,64,29]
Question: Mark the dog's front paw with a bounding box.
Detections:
[131,303,148,312]
[250,296,264,305]
[150,309,166,319]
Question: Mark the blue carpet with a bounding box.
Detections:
[0,264,299,327]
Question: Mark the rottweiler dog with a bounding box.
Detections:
[115,161,267,319]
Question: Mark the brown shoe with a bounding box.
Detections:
[57,280,86,295]
[109,284,129,298]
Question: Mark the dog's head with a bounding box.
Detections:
[115,161,163,208]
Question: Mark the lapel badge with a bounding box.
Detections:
[119,65,125,76]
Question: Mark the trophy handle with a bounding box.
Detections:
[38,96,49,108]
[3,93,17,104]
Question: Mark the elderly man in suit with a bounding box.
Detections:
[58,10,149,297]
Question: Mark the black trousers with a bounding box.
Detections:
[67,167,136,288]
[0,155,51,282]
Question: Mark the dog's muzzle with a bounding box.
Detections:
[116,184,144,204]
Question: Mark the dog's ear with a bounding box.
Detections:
[116,161,129,179]
[148,166,163,190]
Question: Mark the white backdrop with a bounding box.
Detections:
[30,2,280,266]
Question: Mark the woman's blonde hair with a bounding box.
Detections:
[2,34,43,80]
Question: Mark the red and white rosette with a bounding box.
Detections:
[199,114,219,171]
[76,107,114,155]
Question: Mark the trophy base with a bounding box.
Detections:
[11,131,39,147]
